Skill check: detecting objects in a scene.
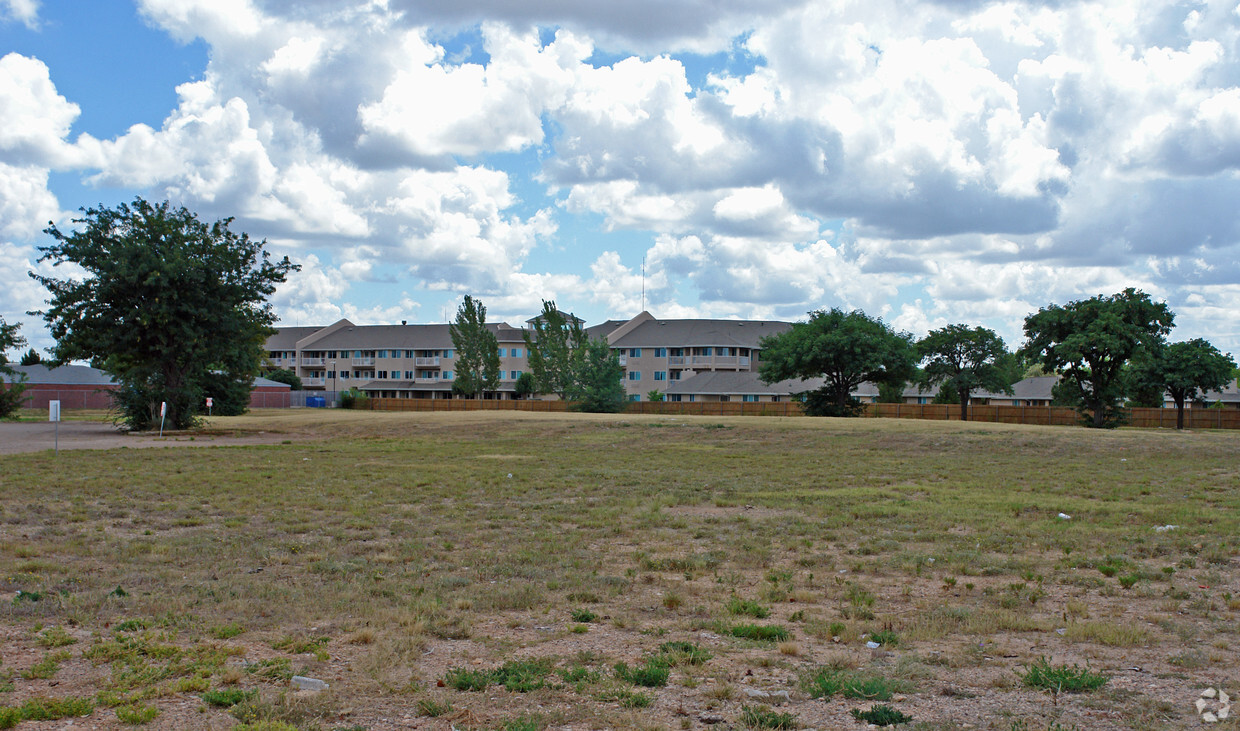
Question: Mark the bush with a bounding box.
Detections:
[801,666,909,701]
[339,387,369,410]
[613,659,670,687]
[850,704,912,726]
[741,705,798,729]
[1018,657,1109,693]
[729,624,790,642]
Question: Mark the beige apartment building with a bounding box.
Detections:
[265,318,533,399]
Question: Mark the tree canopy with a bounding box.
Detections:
[0,317,28,418]
[566,336,626,413]
[759,308,916,416]
[1130,338,1235,429]
[522,299,587,399]
[33,199,297,430]
[917,324,1011,420]
[1019,288,1173,428]
[19,348,41,366]
[449,295,500,398]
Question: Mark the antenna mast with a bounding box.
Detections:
[641,255,646,313]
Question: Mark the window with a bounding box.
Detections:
[743,395,758,402]
[628,371,641,381]
[443,349,452,358]
[654,371,666,381]
[630,348,642,357]
[512,370,522,379]
[497,347,507,357]
[511,347,522,358]
[377,350,387,358]
[688,394,696,402]
[327,371,335,379]
[404,371,413,379]
[701,347,713,356]
[341,371,351,379]
[377,371,388,379]
[442,371,452,379]
[629,394,640,402]
[772,396,781,402]
[668,394,681,402]
[718,347,731,356]
[328,351,338,358]
[405,350,415,358]
[670,348,683,356]
[654,347,667,358]
[669,371,681,380]
[720,395,730,402]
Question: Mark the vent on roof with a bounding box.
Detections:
[402,320,407,325]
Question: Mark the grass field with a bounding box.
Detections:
[1,410,1238,730]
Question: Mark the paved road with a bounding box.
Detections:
[0,421,288,455]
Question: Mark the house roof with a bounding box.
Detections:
[252,376,291,390]
[585,320,628,340]
[609,318,792,349]
[355,380,516,393]
[267,322,527,351]
[2,364,117,386]
[663,371,825,396]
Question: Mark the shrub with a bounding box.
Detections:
[729,624,790,642]
[850,704,913,726]
[614,659,670,687]
[741,705,798,729]
[801,667,909,701]
[727,597,771,619]
[1018,658,1109,693]
[203,688,256,707]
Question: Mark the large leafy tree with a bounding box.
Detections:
[1019,288,1173,428]
[522,299,587,399]
[566,336,626,413]
[1131,339,1235,429]
[0,317,29,418]
[449,295,500,398]
[33,199,297,430]
[759,308,917,417]
[917,324,1012,420]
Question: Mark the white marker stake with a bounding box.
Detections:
[159,401,167,437]
[49,400,61,456]
[206,396,213,417]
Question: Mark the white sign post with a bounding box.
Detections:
[206,396,213,417]
[49,400,60,456]
[159,401,167,438]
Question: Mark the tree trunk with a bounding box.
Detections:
[1175,395,1185,430]
[958,387,970,421]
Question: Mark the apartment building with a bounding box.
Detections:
[264,318,533,399]
[596,311,793,401]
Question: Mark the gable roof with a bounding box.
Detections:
[609,318,792,349]
[265,322,527,351]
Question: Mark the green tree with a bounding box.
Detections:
[917,324,1012,421]
[1130,338,1235,429]
[19,348,41,366]
[1020,288,1174,428]
[0,317,29,418]
[522,300,587,399]
[646,389,664,402]
[566,337,626,413]
[513,371,535,399]
[877,381,905,403]
[759,308,916,417]
[449,295,500,398]
[33,199,297,430]
[264,368,303,390]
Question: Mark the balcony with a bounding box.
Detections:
[618,354,627,366]
[352,357,375,366]
[300,356,325,366]
[668,355,686,366]
[414,377,441,384]
[302,376,326,387]
[415,356,440,367]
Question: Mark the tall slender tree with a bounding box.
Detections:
[0,317,29,418]
[917,324,1011,421]
[522,300,587,399]
[449,295,500,398]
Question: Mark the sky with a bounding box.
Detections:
[3,0,1240,356]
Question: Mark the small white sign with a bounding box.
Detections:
[160,401,167,418]
[206,397,213,408]
[48,400,60,422]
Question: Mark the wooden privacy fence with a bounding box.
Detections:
[367,397,1240,429]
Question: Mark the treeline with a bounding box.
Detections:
[758,288,1235,429]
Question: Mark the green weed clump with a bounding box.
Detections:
[868,629,899,647]
[1018,658,1109,693]
[613,659,670,687]
[729,624,791,642]
[656,640,712,666]
[115,703,159,725]
[15,695,96,722]
[444,659,553,693]
[270,635,330,661]
[727,597,771,618]
[850,704,913,726]
[203,688,257,707]
[570,608,597,623]
[36,626,76,648]
[415,697,453,717]
[741,705,798,729]
[801,666,910,701]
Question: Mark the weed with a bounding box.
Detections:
[444,667,491,691]
[21,650,69,680]
[17,695,96,721]
[741,705,798,729]
[570,608,597,623]
[444,659,552,693]
[850,704,913,726]
[501,714,547,731]
[614,659,670,687]
[598,688,654,708]
[728,597,771,618]
[869,629,899,647]
[729,624,791,642]
[656,641,712,666]
[35,626,75,648]
[1018,657,1109,693]
[211,623,245,639]
[204,688,257,707]
[801,666,910,701]
[415,697,453,717]
[114,619,148,632]
[1118,573,1140,589]
[271,634,330,661]
[115,703,159,725]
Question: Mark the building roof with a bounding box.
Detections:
[355,380,516,393]
[585,320,629,340]
[609,318,792,349]
[265,326,325,350]
[252,376,291,390]
[2,364,118,386]
[267,322,527,351]
[663,371,825,396]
